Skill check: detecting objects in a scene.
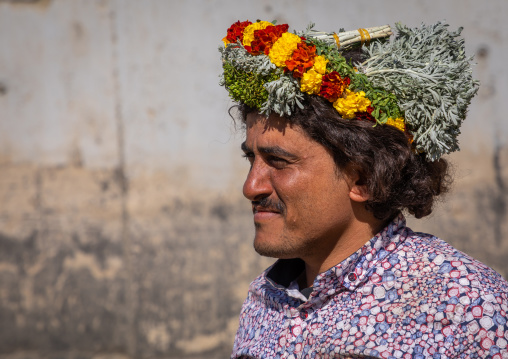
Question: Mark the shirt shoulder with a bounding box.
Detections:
[400,230,508,296]
[378,230,508,356]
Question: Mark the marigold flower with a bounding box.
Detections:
[300,69,323,95]
[386,117,405,132]
[224,20,253,45]
[285,42,316,78]
[249,24,289,55]
[333,90,372,119]
[313,56,328,75]
[242,21,273,47]
[355,106,376,122]
[320,72,350,102]
[268,32,302,67]
[298,56,329,94]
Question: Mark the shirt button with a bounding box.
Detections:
[348,273,357,281]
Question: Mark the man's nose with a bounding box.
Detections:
[243,160,272,201]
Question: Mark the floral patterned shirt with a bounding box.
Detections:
[232,214,508,358]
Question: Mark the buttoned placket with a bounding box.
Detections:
[277,288,321,358]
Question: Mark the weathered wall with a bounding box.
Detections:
[0,0,507,358]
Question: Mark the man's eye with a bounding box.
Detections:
[268,156,288,167]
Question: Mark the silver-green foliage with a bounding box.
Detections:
[261,75,304,116]
[358,22,479,161]
[219,43,276,76]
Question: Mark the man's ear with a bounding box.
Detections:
[346,167,370,203]
[349,181,370,203]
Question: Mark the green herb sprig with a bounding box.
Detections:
[310,37,403,124]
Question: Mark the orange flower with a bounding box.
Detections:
[285,41,316,78]
[319,72,350,102]
[249,24,289,55]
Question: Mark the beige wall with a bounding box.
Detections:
[0,0,507,358]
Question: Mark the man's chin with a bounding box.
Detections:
[253,234,295,259]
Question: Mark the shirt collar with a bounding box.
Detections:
[315,213,408,295]
[266,213,408,297]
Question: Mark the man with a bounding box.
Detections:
[220,20,508,358]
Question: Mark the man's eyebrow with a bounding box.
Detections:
[241,142,297,159]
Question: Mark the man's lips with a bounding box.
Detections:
[253,205,280,213]
[252,206,281,221]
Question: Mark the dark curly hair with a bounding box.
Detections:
[233,95,452,221]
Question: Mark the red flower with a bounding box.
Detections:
[249,24,289,55]
[355,106,376,122]
[319,72,350,102]
[285,41,316,78]
[224,20,252,44]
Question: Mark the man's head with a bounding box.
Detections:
[241,110,373,260]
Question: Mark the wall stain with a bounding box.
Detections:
[492,142,507,246]
[1,0,52,10]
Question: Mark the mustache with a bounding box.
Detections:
[252,197,286,215]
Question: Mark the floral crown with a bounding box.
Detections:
[219,20,479,161]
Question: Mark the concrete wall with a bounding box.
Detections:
[0,0,507,358]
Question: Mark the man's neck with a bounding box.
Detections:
[302,217,385,288]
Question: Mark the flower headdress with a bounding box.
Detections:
[219,20,479,161]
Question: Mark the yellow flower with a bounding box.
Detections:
[313,55,328,75]
[242,21,273,47]
[333,90,372,119]
[386,117,405,132]
[299,56,329,94]
[300,69,323,95]
[222,36,230,46]
[268,32,302,67]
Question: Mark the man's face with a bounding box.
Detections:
[242,113,358,260]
